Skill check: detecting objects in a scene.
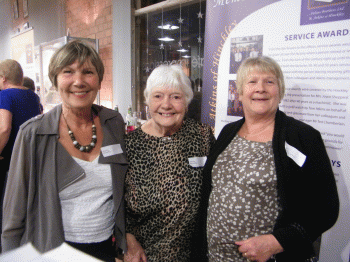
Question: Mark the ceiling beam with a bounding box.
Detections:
[134,0,199,16]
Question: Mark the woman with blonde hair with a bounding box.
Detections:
[199,56,339,262]
[0,60,41,245]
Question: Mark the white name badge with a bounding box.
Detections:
[101,144,123,157]
[285,142,306,167]
[188,156,207,168]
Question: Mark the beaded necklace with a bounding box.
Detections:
[62,112,97,153]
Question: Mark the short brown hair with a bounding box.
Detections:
[48,40,104,89]
[0,59,23,86]
[23,76,35,91]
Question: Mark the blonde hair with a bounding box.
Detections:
[236,56,285,100]
[0,59,23,86]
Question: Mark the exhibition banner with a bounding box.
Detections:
[10,29,36,82]
[201,0,350,261]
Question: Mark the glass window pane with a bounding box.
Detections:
[136,1,206,122]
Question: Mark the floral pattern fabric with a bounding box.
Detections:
[207,135,280,262]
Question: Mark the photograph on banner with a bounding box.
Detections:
[227,80,243,117]
[301,0,349,25]
[229,35,263,74]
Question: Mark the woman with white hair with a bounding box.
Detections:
[124,64,215,261]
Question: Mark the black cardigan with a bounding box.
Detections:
[193,109,339,262]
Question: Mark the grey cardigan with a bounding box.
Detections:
[2,104,128,253]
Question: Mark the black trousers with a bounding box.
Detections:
[0,158,10,252]
[66,236,116,262]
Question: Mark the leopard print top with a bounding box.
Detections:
[125,118,215,262]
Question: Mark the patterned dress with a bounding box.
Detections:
[125,118,215,262]
[207,135,281,262]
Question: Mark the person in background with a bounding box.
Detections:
[230,47,239,74]
[124,64,215,262]
[22,76,43,113]
[2,41,127,261]
[242,46,249,61]
[0,60,41,249]
[249,47,259,58]
[186,78,202,122]
[234,47,243,66]
[22,76,35,92]
[199,56,339,262]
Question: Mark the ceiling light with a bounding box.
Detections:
[177,48,188,52]
[158,37,175,42]
[182,55,191,58]
[158,24,179,30]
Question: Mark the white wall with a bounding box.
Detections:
[29,0,66,46]
[112,0,132,120]
[0,0,66,61]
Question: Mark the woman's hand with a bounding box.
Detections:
[235,234,283,262]
[124,233,147,262]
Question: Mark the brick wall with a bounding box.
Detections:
[66,0,113,108]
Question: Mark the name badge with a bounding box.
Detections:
[188,156,207,168]
[285,142,306,167]
[101,144,123,157]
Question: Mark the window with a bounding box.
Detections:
[134,0,206,121]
